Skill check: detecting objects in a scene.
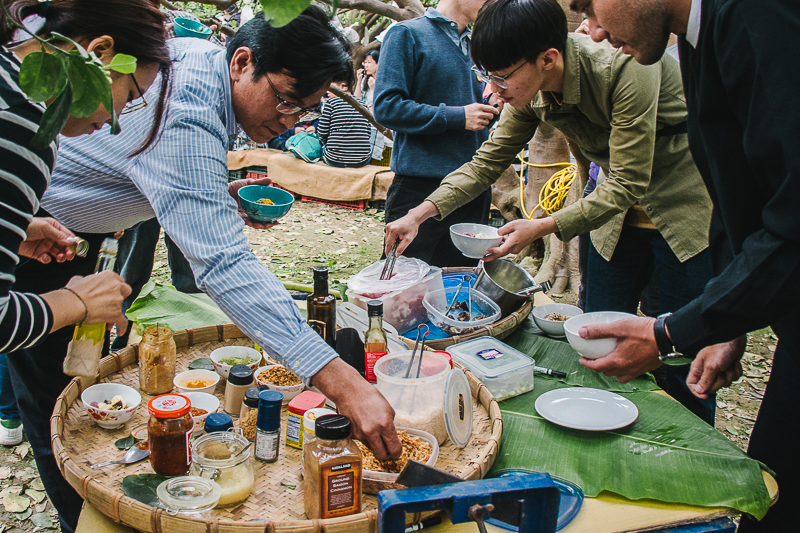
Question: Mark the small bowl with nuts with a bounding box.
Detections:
[531,303,583,338]
[255,365,304,403]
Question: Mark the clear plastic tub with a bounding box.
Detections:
[446,338,534,401]
[346,267,443,334]
[374,351,450,444]
[422,287,501,336]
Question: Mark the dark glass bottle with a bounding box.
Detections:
[307,267,336,348]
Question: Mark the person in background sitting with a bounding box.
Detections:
[267,107,320,151]
[317,81,373,168]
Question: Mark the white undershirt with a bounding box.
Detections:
[686,0,703,47]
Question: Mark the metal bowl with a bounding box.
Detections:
[474,259,548,317]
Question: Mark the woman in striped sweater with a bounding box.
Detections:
[0,2,170,529]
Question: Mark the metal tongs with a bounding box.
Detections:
[380,239,400,281]
[446,274,473,321]
[404,324,430,379]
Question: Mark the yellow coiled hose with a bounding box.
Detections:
[517,150,577,219]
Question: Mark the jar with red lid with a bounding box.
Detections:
[148,394,193,476]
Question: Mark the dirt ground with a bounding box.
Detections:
[0,202,773,531]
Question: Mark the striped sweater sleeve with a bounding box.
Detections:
[0,49,57,352]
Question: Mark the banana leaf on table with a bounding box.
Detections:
[125,281,231,334]
[503,331,660,392]
[492,377,772,520]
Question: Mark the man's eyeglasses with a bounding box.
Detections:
[265,74,317,120]
[120,73,148,115]
[472,61,528,90]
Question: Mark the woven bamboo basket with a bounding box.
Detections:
[399,267,534,350]
[51,324,503,533]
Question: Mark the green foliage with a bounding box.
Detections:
[122,474,169,506]
[259,0,311,27]
[18,52,62,102]
[114,436,136,450]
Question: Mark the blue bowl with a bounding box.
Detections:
[237,185,294,224]
[173,18,213,39]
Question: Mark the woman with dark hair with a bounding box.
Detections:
[0,1,170,530]
[355,49,379,109]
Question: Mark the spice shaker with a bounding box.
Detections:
[286,391,326,449]
[224,364,253,415]
[255,390,283,462]
[204,413,234,434]
[238,388,261,441]
[303,414,362,519]
[301,407,337,469]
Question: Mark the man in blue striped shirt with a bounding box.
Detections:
[12,8,402,519]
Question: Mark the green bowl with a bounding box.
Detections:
[238,185,294,224]
[173,18,213,39]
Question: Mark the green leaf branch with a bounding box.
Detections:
[2,3,137,149]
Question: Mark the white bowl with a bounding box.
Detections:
[532,303,584,338]
[254,365,304,404]
[82,383,141,429]
[182,391,220,435]
[209,346,262,380]
[174,369,221,395]
[563,311,636,359]
[449,223,502,259]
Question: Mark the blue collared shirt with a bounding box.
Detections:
[42,38,337,384]
[424,8,471,57]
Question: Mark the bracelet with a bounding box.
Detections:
[60,287,88,326]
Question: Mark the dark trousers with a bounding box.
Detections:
[738,321,800,531]
[585,226,718,425]
[111,218,199,350]
[10,231,111,533]
[385,175,491,268]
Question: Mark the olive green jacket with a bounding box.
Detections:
[427,34,712,262]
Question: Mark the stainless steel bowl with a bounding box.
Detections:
[474,259,550,317]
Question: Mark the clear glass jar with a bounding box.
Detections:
[190,431,254,507]
[139,325,177,395]
[157,476,221,518]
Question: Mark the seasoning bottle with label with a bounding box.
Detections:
[307,267,336,348]
[224,365,253,415]
[148,394,194,476]
[364,300,388,383]
[303,414,362,520]
[63,237,118,378]
[254,390,283,462]
[237,388,261,441]
[286,391,326,449]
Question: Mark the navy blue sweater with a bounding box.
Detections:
[373,15,489,179]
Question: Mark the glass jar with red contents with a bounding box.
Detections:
[148,394,193,476]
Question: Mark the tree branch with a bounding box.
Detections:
[200,17,235,36]
[327,84,393,141]
[159,0,179,11]
[367,19,389,41]
[318,0,423,21]
[177,0,239,9]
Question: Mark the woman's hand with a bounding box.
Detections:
[484,218,558,261]
[19,217,77,264]
[66,272,132,332]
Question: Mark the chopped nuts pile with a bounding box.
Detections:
[356,430,432,473]
[544,313,569,321]
[258,366,301,386]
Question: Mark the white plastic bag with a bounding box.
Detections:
[347,257,430,299]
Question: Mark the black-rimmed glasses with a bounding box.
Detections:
[264,73,317,120]
[472,61,528,90]
[120,73,148,115]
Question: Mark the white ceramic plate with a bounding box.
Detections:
[535,387,638,431]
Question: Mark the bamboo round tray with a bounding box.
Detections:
[51,324,502,533]
[399,267,534,350]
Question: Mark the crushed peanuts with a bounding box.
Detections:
[258,366,301,387]
[238,409,258,440]
[356,430,432,473]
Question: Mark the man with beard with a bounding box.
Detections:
[569,0,800,529]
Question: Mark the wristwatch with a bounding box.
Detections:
[654,314,692,365]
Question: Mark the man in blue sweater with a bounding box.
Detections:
[374,0,499,267]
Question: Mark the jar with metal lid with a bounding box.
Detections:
[156,476,222,518]
[190,430,254,507]
[148,394,193,476]
[139,325,177,395]
[237,388,260,441]
[224,364,253,415]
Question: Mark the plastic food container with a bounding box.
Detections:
[347,267,444,334]
[374,351,450,444]
[446,338,534,401]
[422,287,501,336]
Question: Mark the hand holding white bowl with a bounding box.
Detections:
[564,312,636,359]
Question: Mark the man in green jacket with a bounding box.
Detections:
[384,0,717,421]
